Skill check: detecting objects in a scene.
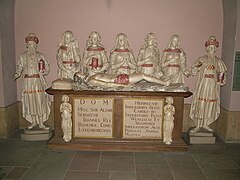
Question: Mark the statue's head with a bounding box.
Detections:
[25,33,39,49]
[116,33,127,46]
[145,33,157,47]
[169,35,180,48]
[89,31,101,45]
[62,31,73,45]
[165,96,173,104]
[205,36,219,54]
[113,33,132,51]
[62,95,69,102]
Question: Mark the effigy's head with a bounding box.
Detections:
[74,72,87,84]
[205,36,219,54]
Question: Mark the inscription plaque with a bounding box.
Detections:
[74,97,114,138]
[123,98,164,139]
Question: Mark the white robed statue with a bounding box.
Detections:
[14,33,51,130]
[190,36,227,133]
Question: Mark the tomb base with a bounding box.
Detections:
[46,88,192,152]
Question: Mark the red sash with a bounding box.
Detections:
[163,48,181,53]
[114,49,130,53]
[142,64,153,67]
[86,47,104,51]
[24,74,40,78]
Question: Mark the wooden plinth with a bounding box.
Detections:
[46,88,192,152]
[48,137,188,152]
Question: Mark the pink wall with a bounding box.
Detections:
[221,0,240,111]
[0,0,17,107]
[14,0,223,103]
[0,37,3,107]
[230,0,240,111]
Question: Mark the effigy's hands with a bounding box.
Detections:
[156,71,163,78]
[166,79,171,86]
[92,67,104,73]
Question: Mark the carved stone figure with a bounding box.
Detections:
[137,33,161,77]
[74,72,169,89]
[82,31,109,77]
[190,36,227,133]
[60,95,72,142]
[109,33,136,75]
[14,33,51,130]
[161,35,190,84]
[57,31,81,80]
[163,97,175,145]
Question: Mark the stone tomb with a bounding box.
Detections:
[46,88,192,152]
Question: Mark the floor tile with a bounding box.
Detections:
[189,144,227,154]
[99,155,134,172]
[0,137,239,180]
[110,172,137,180]
[137,173,174,180]
[4,167,29,179]
[232,158,240,166]
[0,138,7,144]
[65,171,109,180]
[135,152,167,165]
[225,144,240,158]
[204,168,240,180]
[166,153,206,180]
[0,138,47,150]
[0,167,13,180]
[193,154,240,170]
[0,148,42,166]
[22,149,75,180]
[102,151,133,157]
[136,164,174,180]
[69,151,100,171]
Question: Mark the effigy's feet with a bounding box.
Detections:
[202,125,214,132]
[28,123,37,129]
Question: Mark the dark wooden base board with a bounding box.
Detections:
[48,137,188,152]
